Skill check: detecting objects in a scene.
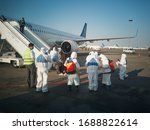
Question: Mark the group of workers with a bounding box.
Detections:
[85,51,128,92]
[23,43,128,93]
[23,43,61,93]
[85,51,112,91]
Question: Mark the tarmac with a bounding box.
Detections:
[0,49,150,113]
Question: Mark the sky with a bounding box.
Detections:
[0,0,150,48]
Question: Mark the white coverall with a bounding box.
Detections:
[64,52,80,86]
[119,53,128,80]
[36,47,51,92]
[99,54,111,86]
[49,47,59,65]
[85,52,100,91]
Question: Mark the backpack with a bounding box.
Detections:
[109,59,115,73]
[65,58,76,74]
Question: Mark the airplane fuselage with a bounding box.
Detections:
[25,22,84,47]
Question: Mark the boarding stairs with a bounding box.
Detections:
[0,20,49,59]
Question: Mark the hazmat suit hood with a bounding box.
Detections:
[86,51,95,62]
[99,54,109,68]
[94,52,98,56]
[120,53,127,65]
[53,47,56,51]
[58,48,61,52]
[121,53,127,59]
[89,51,94,55]
[40,47,46,54]
[99,54,108,61]
[94,52,99,59]
[71,52,77,59]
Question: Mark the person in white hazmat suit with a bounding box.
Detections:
[36,47,51,93]
[99,53,111,88]
[64,52,80,91]
[49,47,59,66]
[119,53,128,80]
[85,51,100,92]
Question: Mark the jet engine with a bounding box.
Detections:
[61,40,79,54]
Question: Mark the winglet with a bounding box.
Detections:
[80,23,87,38]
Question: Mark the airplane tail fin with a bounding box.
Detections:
[80,23,87,38]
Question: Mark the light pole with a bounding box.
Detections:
[128,19,133,47]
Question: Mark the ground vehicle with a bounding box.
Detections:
[0,52,23,67]
[123,48,136,54]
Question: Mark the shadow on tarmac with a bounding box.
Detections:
[128,68,144,77]
[0,68,150,113]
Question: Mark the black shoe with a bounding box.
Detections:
[68,85,72,91]
[89,89,93,92]
[42,91,49,94]
[106,85,111,90]
[102,84,106,87]
[76,86,79,92]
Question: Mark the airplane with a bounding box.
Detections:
[27,22,136,54]
[0,15,136,67]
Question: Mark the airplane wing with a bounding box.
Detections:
[75,28,138,44]
[75,35,136,44]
